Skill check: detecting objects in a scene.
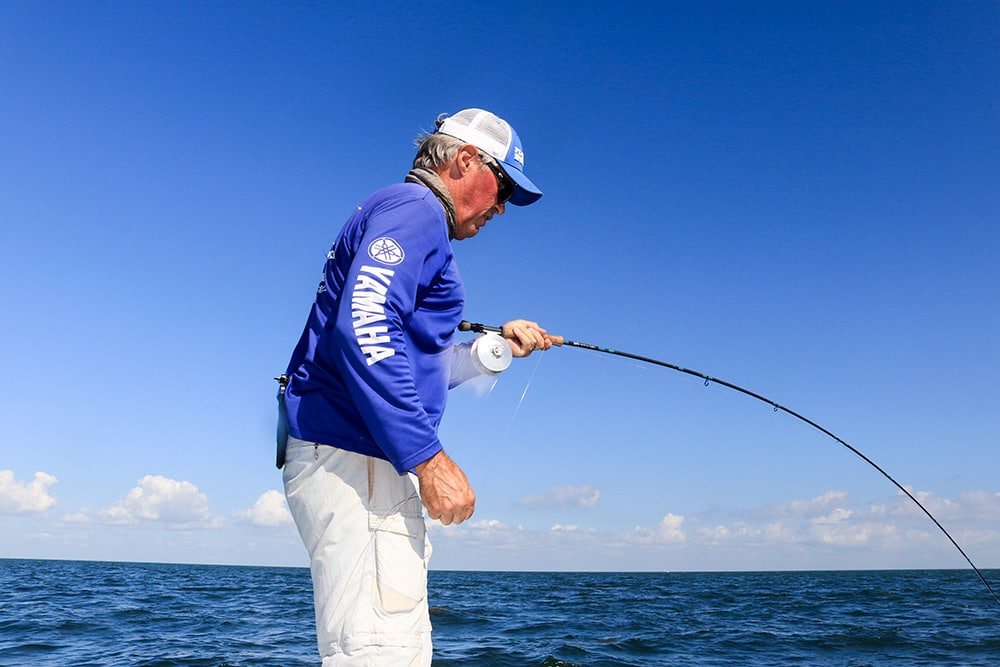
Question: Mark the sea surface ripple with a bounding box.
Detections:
[1,560,998,666]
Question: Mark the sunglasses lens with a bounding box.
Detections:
[492,163,514,203]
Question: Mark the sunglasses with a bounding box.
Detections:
[483,156,515,205]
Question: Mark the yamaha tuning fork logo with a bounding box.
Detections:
[367,237,404,265]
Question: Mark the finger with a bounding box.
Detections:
[452,508,474,526]
[503,321,545,341]
[513,326,542,349]
[522,329,543,352]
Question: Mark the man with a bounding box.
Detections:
[278,108,551,665]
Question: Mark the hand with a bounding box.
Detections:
[501,319,553,357]
[414,450,476,525]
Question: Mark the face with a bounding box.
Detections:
[452,153,511,240]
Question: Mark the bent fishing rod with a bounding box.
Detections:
[459,320,1000,609]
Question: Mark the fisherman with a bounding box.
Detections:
[277,108,551,665]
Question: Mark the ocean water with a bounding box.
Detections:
[1,560,997,666]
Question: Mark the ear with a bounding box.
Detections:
[454,144,479,176]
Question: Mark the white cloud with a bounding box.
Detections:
[233,490,293,527]
[630,513,687,545]
[696,488,1000,554]
[699,492,880,548]
[550,523,582,532]
[771,490,850,519]
[94,475,221,529]
[808,508,885,547]
[559,488,994,556]
[697,520,795,545]
[521,485,601,509]
[657,513,686,543]
[0,470,58,514]
[464,518,510,532]
[883,489,1000,522]
[953,491,1000,520]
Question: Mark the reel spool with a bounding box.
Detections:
[470,332,512,375]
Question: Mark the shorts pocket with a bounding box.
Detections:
[370,509,428,615]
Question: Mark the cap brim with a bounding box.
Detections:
[501,159,543,206]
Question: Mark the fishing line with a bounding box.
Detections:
[502,350,545,441]
[450,374,503,447]
[459,320,1000,609]
[478,350,546,492]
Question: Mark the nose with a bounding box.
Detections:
[495,201,506,215]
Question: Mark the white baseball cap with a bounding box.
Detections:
[436,108,543,206]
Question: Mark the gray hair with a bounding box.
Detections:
[412,132,464,170]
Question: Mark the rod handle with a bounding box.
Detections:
[458,320,565,347]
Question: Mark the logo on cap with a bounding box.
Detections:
[514,146,524,167]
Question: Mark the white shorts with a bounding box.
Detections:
[283,437,432,666]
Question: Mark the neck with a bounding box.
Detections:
[405,167,457,240]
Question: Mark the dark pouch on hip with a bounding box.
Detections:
[275,375,289,469]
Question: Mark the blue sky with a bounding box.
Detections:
[2,1,998,575]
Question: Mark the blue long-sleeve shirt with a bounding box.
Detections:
[283,182,467,473]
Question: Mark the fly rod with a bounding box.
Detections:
[459,319,1000,608]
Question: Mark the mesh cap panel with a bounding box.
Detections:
[439,109,512,160]
[455,110,511,149]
